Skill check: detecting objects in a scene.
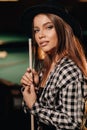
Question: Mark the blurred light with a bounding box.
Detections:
[0,40,5,45]
[38,47,46,60]
[79,0,87,2]
[0,51,8,58]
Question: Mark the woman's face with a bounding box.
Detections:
[33,14,58,54]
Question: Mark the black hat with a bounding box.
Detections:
[21,2,82,39]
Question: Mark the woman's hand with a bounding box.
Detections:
[22,84,37,109]
[20,67,39,109]
[20,68,39,87]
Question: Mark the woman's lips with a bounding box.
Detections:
[40,41,48,47]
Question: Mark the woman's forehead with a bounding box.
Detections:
[33,14,53,26]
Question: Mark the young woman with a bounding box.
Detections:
[20,2,87,130]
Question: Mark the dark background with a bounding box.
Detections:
[0,0,87,34]
[0,0,87,130]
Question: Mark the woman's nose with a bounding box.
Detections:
[39,30,45,39]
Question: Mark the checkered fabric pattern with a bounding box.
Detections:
[30,57,87,130]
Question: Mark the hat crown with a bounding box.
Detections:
[21,1,82,40]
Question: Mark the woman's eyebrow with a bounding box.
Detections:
[34,22,53,28]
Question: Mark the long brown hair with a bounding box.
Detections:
[32,13,87,77]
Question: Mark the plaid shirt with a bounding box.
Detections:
[30,57,87,130]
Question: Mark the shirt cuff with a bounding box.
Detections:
[30,101,40,116]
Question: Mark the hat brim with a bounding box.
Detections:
[21,4,82,39]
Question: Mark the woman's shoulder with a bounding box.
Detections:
[58,56,79,69]
[57,56,83,78]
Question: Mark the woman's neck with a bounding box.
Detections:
[40,54,59,88]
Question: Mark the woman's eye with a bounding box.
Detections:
[34,29,39,33]
[47,25,54,29]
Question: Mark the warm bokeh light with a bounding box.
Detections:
[79,0,87,2]
[38,47,46,60]
[0,51,8,58]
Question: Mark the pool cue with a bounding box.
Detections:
[28,38,34,130]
